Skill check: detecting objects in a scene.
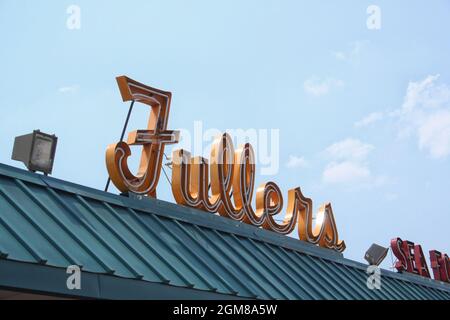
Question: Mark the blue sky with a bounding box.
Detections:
[1,0,450,268]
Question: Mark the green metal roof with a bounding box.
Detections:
[0,163,449,300]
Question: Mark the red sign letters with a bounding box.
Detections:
[391,237,449,283]
[429,250,450,282]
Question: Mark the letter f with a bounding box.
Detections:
[106,76,179,197]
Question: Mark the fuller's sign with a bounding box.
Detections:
[106,76,346,252]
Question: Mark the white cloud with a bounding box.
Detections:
[323,161,370,184]
[321,138,388,187]
[58,85,79,93]
[354,112,384,128]
[400,75,449,112]
[325,138,374,161]
[304,77,344,96]
[418,110,450,158]
[286,155,308,169]
[394,74,450,158]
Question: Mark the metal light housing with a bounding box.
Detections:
[364,243,389,266]
[11,130,58,175]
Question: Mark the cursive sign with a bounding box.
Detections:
[171,133,346,252]
[106,76,346,252]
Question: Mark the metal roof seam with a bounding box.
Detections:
[394,280,426,300]
[75,195,170,284]
[46,188,143,279]
[291,251,348,300]
[14,179,116,274]
[185,223,260,298]
[171,219,243,295]
[227,234,296,299]
[0,184,78,266]
[302,255,361,300]
[210,229,284,300]
[256,241,316,299]
[14,181,83,270]
[0,190,47,264]
[107,205,193,286]
[278,247,341,300]
[148,213,220,292]
[337,263,393,300]
[125,207,197,288]
[101,202,174,284]
[262,243,324,299]
[245,237,311,299]
[190,225,262,299]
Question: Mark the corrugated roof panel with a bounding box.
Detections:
[116,206,196,287]
[0,201,43,263]
[261,242,324,299]
[381,278,409,300]
[21,182,113,272]
[73,195,168,283]
[17,180,116,273]
[48,187,140,278]
[261,242,325,300]
[0,183,54,264]
[202,228,275,299]
[0,163,449,300]
[225,234,295,299]
[239,237,304,299]
[83,200,172,284]
[297,253,353,299]
[339,263,392,299]
[302,254,359,300]
[168,220,239,294]
[178,222,254,297]
[398,278,436,300]
[285,248,344,299]
[148,213,221,292]
[246,238,313,299]
[124,207,199,288]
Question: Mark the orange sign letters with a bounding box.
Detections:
[106,76,346,252]
[106,76,180,197]
[171,133,346,252]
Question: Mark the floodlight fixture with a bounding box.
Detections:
[364,243,389,266]
[11,130,58,175]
